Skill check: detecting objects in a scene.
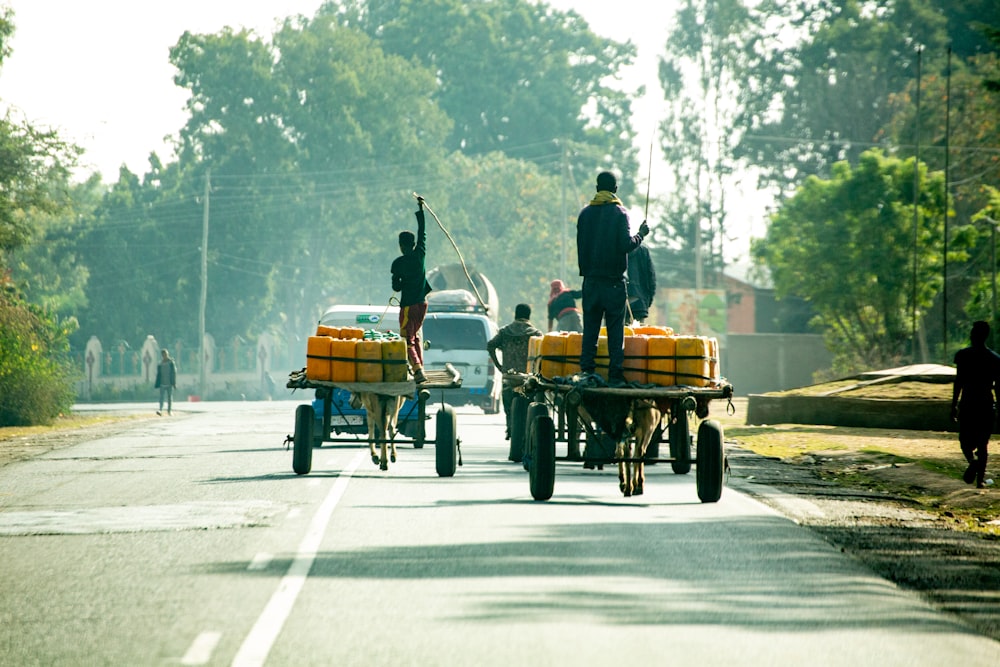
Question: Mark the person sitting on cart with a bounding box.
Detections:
[391,196,433,384]
[487,303,543,440]
[547,279,583,332]
[576,170,649,386]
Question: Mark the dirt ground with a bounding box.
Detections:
[3,401,1000,642]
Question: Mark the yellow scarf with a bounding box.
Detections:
[590,190,623,206]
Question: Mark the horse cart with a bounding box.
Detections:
[285,365,463,477]
[509,373,735,503]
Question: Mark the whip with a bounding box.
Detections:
[412,192,489,314]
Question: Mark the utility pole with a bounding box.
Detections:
[943,46,952,359]
[911,46,922,362]
[560,141,567,281]
[199,169,210,397]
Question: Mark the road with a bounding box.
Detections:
[1,399,999,666]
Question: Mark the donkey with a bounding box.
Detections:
[617,399,663,497]
[356,392,405,471]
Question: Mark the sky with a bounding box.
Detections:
[0,0,763,264]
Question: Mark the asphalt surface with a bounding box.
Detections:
[1,399,999,666]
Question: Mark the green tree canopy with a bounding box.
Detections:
[753,150,947,371]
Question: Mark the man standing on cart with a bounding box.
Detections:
[392,196,433,384]
[577,171,649,386]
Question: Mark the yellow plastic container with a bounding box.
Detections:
[330,338,357,383]
[595,336,609,380]
[316,325,340,338]
[647,335,676,386]
[564,332,583,376]
[381,338,408,382]
[598,325,635,337]
[540,332,567,378]
[527,335,542,374]
[633,325,674,337]
[356,339,383,383]
[676,335,710,387]
[707,337,720,386]
[623,335,648,385]
[306,336,332,382]
[340,326,365,340]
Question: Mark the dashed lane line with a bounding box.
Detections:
[230,452,363,667]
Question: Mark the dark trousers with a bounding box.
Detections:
[959,405,993,483]
[580,276,627,380]
[501,385,515,432]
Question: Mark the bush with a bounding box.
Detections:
[0,289,78,426]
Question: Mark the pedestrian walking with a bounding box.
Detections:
[154,349,176,416]
[487,304,543,440]
[951,320,1000,488]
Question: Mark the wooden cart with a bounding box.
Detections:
[510,373,735,502]
[285,365,463,477]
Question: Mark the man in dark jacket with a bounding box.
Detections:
[488,304,543,438]
[154,349,176,416]
[627,244,656,323]
[951,320,1000,488]
[391,197,433,383]
[577,171,649,385]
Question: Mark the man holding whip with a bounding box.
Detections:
[576,171,649,386]
[391,196,433,384]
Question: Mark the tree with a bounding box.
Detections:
[656,0,759,286]
[752,150,948,372]
[330,0,640,194]
[0,7,80,423]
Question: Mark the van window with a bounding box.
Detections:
[423,317,487,351]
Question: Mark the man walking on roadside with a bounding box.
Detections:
[487,303,543,440]
[951,320,1000,488]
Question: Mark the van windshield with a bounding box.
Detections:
[422,317,488,351]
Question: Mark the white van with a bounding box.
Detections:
[421,290,501,414]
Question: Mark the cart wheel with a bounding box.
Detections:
[509,395,529,463]
[293,404,314,475]
[529,414,556,501]
[696,419,725,503]
[668,411,692,475]
[435,405,458,477]
[524,402,548,471]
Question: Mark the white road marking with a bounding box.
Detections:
[231,452,363,667]
[181,631,221,665]
[286,508,301,520]
[247,553,273,571]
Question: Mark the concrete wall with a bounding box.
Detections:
[723,334,832,395]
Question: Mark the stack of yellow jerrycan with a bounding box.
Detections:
[526,326,721,387]
[306,325,410,384]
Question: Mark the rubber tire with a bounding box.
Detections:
[435,405,458,477]
[524,402,549,471]
[528,415,556,501]
[293,404,314,475]
[669,412,692,475]
[696,419,725,503]
[509,395,529,463]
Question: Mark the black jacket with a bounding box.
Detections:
[577,199,644,279]
[627,245,656,311]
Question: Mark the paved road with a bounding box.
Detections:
[1,400,999,666]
